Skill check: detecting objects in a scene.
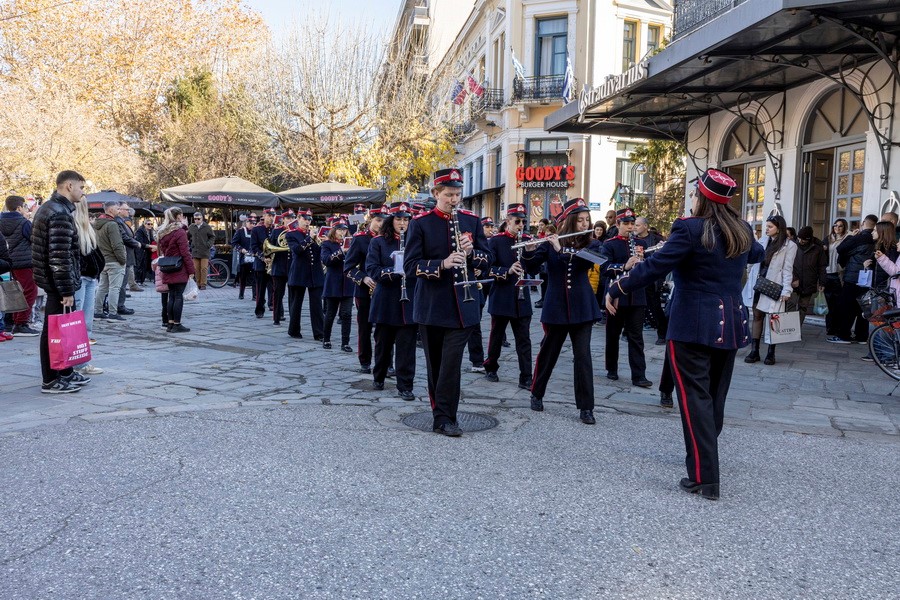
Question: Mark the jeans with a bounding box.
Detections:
[96,262,125,315]
[73,276,98,338]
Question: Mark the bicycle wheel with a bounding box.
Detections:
[207,258,230,288]
[868,323,900,381]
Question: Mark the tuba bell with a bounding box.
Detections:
[263,230,290,274]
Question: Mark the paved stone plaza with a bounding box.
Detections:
[1,286,898,598]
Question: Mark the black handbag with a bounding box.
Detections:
[156,256,183,274]
[857,288,895,325]
[753,276,782,300]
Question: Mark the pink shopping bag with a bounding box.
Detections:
[48,309,92,370]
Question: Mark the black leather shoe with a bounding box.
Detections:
[373,381,384,391]
[530,396,543,412]
[118,307,135,315]
[433,422,463,437]
[485,371,499,382]
[398,389,415,401]
[341,345,353,353]
[386,367,396,379]
[660,392,674,408]
[322,341,332,349]
[255,313,264,319]
[633,378,653,388]
[655,338,666,346]
[358,365,371,374]
[580,410,596,425]
[518,378,532,390]
[679,478,720,500]
[606,371,619,381]
[238,294,244,300]
[501,340,511,348]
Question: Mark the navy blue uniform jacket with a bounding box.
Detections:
[250,224,272,272]
[321,240,354,298]
[343,230,375,299]
[601,235,650,307]
[267,227,291,277]
[487,232,532,318]
[524,240,602,325]
[231,227,253,256]
[608,217,765,349]
[286,229,324,288]
[366,235,415,326]
[403,208,492,328]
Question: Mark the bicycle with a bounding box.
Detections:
[868,306,900,381]
[206,257,230,288]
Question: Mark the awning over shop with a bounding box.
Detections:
[463,184,505,202]
[546,0,900,140]
[279,182,386,213]
[85,190,151,211]
[160,176,283,208]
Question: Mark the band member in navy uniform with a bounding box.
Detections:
[366,201,417,399]
[231,216,256,300]
[483,204,533,388]
[404,168,492,436]
[268,210,295,326]
[286,209,325,340]
[344,206,385,373]
[321,220,354,351]
[524,198,601,425]
[600,207,652,387]
[607,169,765,500]
[251,209,275,318]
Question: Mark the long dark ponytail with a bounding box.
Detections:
[692,192,753,258]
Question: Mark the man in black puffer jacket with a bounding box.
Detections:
[831,214,877,343]
[31,170,88,394]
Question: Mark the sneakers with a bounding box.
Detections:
[170,324,191,333]
[341,345,353,353]
[64,372,91,386]
[106,314,126,321]
[78,364,104,375]
[89,338,97,345]
[11,324,40,337]
[41,378,81,394]
[470,364,486,374]
[117,307,135,315]
[0,331,13,341]
[94,312,108,319]
[862,353,875,362]
[484,371,499,382]
[323,341,332,349]
[128,284,143,291]
[826,336,851,344]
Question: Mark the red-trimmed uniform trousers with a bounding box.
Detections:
[483,315,532,386]
[355,294,374,367]
[529,321,594,410]
[667,340,737,485]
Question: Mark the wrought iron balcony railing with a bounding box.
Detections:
[673,0,748,40]
[451,120,477,138]
[512,75,565,102]
[471,89,504,113]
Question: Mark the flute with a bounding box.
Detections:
[509,230,591,249]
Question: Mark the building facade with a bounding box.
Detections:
[547,0,900,238]
[418,0,671,225]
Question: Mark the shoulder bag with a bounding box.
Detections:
[753,276,782,300]
[0,279,29,313]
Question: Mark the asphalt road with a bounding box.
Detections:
[1,404,897,599]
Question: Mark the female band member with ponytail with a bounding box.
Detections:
[606,169,764,500]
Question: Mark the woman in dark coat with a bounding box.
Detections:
[156,208,196,333]
[320,221,354,351]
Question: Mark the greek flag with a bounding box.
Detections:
[562,54,574,104]
[511,50,526,80]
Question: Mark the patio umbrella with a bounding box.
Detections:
[160,176,282,208]
[279,182,385,213]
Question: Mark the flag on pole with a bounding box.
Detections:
[562,53,574,104]
[466,75,485,97]
[610,183,624,208]
[449,80,468,105]
[511,50,526,80]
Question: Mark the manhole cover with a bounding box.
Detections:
[402,411,498,433]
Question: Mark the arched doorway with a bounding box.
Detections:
[799,88,868,239]
[721,117,767,236]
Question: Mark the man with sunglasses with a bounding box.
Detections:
[188,212,216,290]
[482,204,534,388]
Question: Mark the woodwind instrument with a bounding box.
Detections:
[509,230,590,249]
[397,229,409,302]
[516,228,525,300]
[451,207,475,302]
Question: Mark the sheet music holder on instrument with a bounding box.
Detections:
[575,248,608,266]
[515,278,542,287]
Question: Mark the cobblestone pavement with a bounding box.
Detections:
[1,285,898,598]
[1,283,898,439]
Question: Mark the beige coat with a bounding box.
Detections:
[755,237,797,313]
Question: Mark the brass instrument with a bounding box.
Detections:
[451,207,475,302]
[509,230,590,249]
[263,229,290,274]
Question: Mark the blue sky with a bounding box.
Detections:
[245,0,403,37]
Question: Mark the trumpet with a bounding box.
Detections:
[451,207,475,302]
[510,230,591,249]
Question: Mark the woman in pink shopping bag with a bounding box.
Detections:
[156,208,195,333]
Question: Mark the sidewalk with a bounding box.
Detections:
[1,284,898,440]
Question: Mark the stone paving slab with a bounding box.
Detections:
[1,283,898,439]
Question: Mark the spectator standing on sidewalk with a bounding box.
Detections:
[113,204,147,310]
[829,214,877,344]
[824,218,849,335]
[0,230,11,341]
[791,226,827,324]
[32,170,90,394]
[188,212,215,290]
[157,208,195,332]
[72,199,104,375]
[134,218,155,284]
[93,201,128,321]
[0,195,40,336]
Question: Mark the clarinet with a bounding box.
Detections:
[451,207,475,302]
[516,228,525,300]
[399,229,409,303]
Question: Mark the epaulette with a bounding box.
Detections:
[613,235,628,241]
[413,209,433,220]
[458,209,477,217]
[353,230,368,237]
[498,231,516,239]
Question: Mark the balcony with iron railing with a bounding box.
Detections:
[471,89,505,114]
[673,0,748,40]
[512,75,565,103]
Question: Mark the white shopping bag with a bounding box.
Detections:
[764,309,802,344]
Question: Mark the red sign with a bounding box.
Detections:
[516,165,576,189]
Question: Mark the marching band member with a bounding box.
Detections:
[251,209,275,318]
[524,198,602,425]
[365,201,416,399]
[600,207,652,387]
[344,206,386,373]
[606,169,765,500]
[483,204,533,388]
[404,168,492,437]
[320,220,354,351]
[230,215,256,300]
[267,210,295,326]
[286,209,324,340]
